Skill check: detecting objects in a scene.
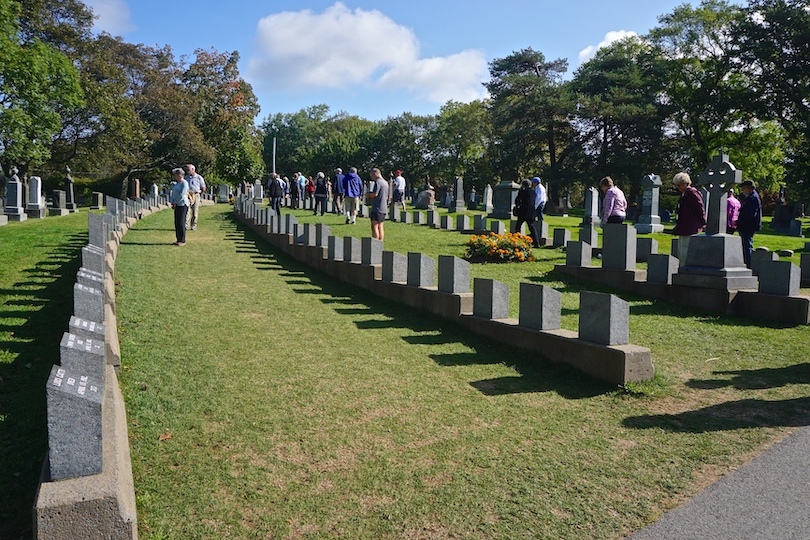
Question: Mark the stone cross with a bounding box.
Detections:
[64,166,77,211]
[698,151,741,235]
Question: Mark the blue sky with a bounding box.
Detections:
[83,0,698,122]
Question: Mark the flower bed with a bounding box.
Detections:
[464,232,536,263]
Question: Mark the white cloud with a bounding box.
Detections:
[83,0,136,35]
[578,30,638,64]
[247,2,488,104]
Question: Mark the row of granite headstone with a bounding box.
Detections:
[34,195,173,539]
[45,195,161,480]
[0,167,176,225]
[565,220,808,297]
[235,195,645,352]
[47,212,121,482]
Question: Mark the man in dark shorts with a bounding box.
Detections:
[366,168,389,240]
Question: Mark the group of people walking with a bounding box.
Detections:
[169,164,206,246]
[262,167,406,241]
[169,160,763,270]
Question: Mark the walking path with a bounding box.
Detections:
[631,425,810,539]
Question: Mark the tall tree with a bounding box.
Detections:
[0,0,82,175]
[46,34,148,174]
[734,0,810,198]
[184,49,263,183]
[648,0,750,171]
[570,36,672,193]
[260,105,331,175]
[371,113,435,184]
[429,100,492,190]
[485,48,577,207]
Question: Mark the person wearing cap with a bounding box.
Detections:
[736,179,762,267]
[332,168,345,214]
[531,177,546,228]
[314,172,329,215]
[169,168,189,245]
[599,176,627,226]
[392,169,406,214]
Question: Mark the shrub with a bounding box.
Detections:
[464,232,536,263]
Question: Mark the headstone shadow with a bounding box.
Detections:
[623,396,810,432]
[686,363,810,390]
[226,213,625,399]
[0,233,84,539]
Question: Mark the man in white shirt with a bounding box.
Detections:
[185,164,206,230]
[391,169,406,214]
[532,177,547,246]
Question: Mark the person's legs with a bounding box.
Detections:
[527,220,539,247]
[679,236,691,265]
[741,233,754,267]
[175,206,188,244]
[371,220,384,240]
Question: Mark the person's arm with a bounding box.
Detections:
[366,181,379,200]
[602,189,615,225]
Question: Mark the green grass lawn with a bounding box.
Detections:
[114,204,809,539]
[0,211,88,539]
[1,204,807,539]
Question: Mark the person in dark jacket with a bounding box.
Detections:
[313,172,329,215]
[267,173,284,216]
[671,172,706,264]
[513,180,539,247]
[332,168,345,214]
[736,180,762,267]
[289,177,300,208]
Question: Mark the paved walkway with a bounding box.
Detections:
[631,425,810,539]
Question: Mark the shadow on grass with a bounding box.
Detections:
[223,215,617,400]
[686,363,810,390]
[0,233,85,540]
[623,397,810,432]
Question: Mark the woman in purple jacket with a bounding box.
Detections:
[599,176,627,226]
[671,172,706,264]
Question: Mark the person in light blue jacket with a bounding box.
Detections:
[169,168,189,245]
